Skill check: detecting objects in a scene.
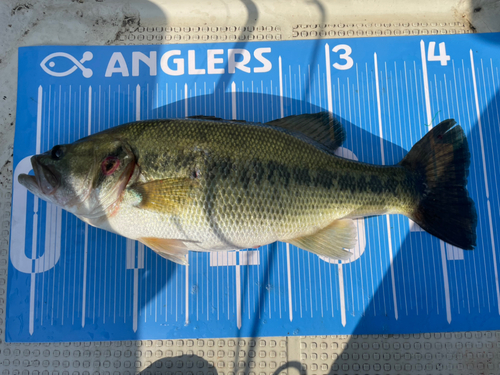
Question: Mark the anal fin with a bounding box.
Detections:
[286,219,357,261]
[139,237,190,265]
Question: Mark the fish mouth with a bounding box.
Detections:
[18,156,60,196]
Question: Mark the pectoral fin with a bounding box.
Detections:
[130,178,198,214]
[139,237,190,265]
[286,219,357,260]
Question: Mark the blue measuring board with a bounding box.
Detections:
[7,33,500,342]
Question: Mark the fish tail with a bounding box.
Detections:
[399,119,477,249]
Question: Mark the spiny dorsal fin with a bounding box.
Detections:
[130,178,198,214]
[286,219,356,260]
[188,113,346,151]
[268,112,346,151]
[139,237,190,265]
[188,115,223,121]
[188,115,247,123]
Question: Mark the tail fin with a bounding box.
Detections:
[399,120,477,250]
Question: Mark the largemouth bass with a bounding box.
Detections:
[18,113,477,264]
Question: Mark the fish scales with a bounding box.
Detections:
[104,119,416,250]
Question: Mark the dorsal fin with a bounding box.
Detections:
[188,115,224,121]
[267,112,346,151]
[187,112,346,151]
[187,115,247,123]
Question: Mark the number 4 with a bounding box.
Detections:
[428,42,450,66]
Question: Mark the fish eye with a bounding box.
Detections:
[51,145,64,160]
[101,156,120,176]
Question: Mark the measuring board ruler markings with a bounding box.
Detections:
[7,33,500,342]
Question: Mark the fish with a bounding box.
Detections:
[18,112,477,265]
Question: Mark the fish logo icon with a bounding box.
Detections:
[40,51,93,78]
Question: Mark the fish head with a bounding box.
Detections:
[18,134,137,219]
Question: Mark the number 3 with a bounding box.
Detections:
[332,44,354,70]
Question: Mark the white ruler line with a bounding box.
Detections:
[470,50,500,314]
[364,63,379,315]
[175,263,179,322]
[288,66,292,117]
[58,85,62,144]
[325,44,333,114]
[268,246,272,319]
[440,241,452,323]
[236,252,242,329]
[337,78,341,118]
[286,243,293,322]
[230,85,243,328]
[81,86,92,328]
[269,80,273,119]
[231,82,237,120]
[277,244,282,319]
[317,256,323,318]
[421,42,452,322]
[385,218,397,321]
[88,86,92,134]
[223,82,227,119]
[129,85,142,331]
[47,204,54,326]
[469,51,489,198]
[227,254,230,320]
[380,62,408,320]
[186,254,190,326]
[326,45,347,325]
[132,268,138,332]
[374,53,398,320]
[114,237,118,324]
[72,216,78,325]
[338,264,346,327]
[420,40,433,125]
[36,85,43,154]
[155,83,158,119]
[28,86,44,335]
[452,61,471,313]
[213,82,216,117]
[394,63,410,315]
[49,202,57,325]
[98,86,101,131]
[81,223,89,328]
[136,84,141,121]
[165,259,168,322]
[461,59,482,313]
[374,54,384,164]
[194,82,197,116]
[307,253,313,318]
[279,57,284,117]
[318,65,323,111]
[279,62,292,322]
[185,83,188,115]
[28,237,37,334]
